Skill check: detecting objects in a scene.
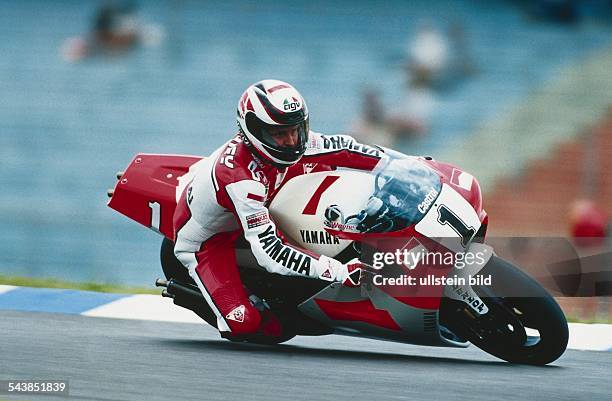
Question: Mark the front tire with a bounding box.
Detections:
[441,255,568,365]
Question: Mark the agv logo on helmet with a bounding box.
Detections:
[283,98,301,112]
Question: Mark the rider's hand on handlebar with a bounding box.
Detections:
[318,256,363,287]
[341,258,363,287]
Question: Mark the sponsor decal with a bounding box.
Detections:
[299,229,340,245]
[257,225,312,275]
[283,98,300,111]
[321,136,380,157]
[324,220,359,232]
[450,168,474,191]
[248,160,267,183]
[320,268,333,281]
[226,305,246,322]
[451,285,488,314]
[309,135,319,150]
[324,204,343,222]
[417,188,439,214]
[187,186,194,204]
[303,163,318,174]
[220,139,240,169]
[246,211,270,229]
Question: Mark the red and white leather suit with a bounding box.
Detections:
[173,131,383,337]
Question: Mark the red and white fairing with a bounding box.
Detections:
[267,155,492,344]
[270,157,487,257]
[109,151,493,347]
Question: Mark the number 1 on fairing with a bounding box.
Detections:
[149,201,161,231]
[437,205,476,247]
[302,175,340,215]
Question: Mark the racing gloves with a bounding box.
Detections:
[317,256,363,287]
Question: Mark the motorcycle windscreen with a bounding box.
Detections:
[324,156,442,235]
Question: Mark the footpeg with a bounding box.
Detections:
[155,278,168,288]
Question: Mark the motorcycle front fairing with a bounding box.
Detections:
[269,154,491,346]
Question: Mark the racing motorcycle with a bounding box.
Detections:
[107,149,568,365]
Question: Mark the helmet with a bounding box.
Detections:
[237,79,309,166]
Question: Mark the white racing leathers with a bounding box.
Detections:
[173,132,383,335]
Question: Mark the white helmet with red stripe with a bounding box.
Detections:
[237,79,309,166]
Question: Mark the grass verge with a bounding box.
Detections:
[564,315,612,324]
[0,275,159,295]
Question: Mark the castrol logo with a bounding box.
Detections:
[418,188,439,214]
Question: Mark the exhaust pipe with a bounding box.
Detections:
[158,278,216,327]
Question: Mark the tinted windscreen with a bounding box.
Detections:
[344,157,442,233]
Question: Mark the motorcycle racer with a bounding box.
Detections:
[172,79,385,341]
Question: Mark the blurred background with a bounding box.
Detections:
[1,1,611,319]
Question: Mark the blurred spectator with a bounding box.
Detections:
[351,87,425,147]
[443,21,477,85]
[569,199,609,248]
[565,199,611,320]
[519,0,580,24]
[406,22,449,88]
[516,0,612,25]
[352,20,477,144]
[61,1,163,62]
[405,20,477,90]
[362,88,384,127]
[92,1,140,50]
[351,88,395,147]
[386,80,433,137]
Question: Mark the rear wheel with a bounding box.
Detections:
[160,238,298,344]
[440,255,568,365]
[160,237,196,285]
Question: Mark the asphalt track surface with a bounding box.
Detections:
[1,311,610,401]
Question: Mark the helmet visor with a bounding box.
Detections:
[259,121,308,153]
[244,112,310,164]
